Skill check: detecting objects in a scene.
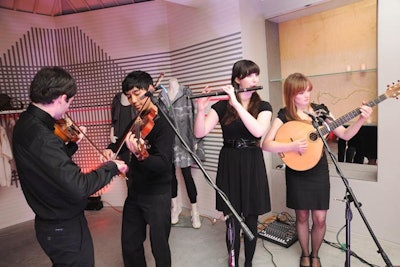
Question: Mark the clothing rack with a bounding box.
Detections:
[0,109,24,115]
[0,109,23,130]
[0,109,23,188]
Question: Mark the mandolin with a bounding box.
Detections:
[275,82,400,171]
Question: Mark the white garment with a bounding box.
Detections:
[0,125,13,187]
[168,78,179,101]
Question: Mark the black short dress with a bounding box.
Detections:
[277,107,330,210]
[212,100,272,216]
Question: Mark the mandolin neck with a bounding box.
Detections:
[319,93,387,135]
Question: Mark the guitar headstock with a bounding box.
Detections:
[386,81,400,99]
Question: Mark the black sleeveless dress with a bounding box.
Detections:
[212,100,272,216]
[277,107,330,210]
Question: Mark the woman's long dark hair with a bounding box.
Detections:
[221,59,261,125]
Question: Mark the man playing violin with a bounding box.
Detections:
[12,66,128,267]
[103,70,174,267]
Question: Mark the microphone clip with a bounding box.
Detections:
[303,110,317,121]
[303,110,326,124]
[140,85,164,100]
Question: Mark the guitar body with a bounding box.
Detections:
[275,121,324,171]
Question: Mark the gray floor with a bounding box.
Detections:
[0,206,399,267]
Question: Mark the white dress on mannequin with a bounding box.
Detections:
[168,78,179,101]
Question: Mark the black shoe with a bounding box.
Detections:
[300,255,310,267]
[311,255,321,267]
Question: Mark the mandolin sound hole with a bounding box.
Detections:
[309,132,318,141]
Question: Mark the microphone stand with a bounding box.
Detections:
[145,90,255,244]
[306,113,395,267]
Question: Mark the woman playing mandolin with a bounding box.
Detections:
[262,72,372,267]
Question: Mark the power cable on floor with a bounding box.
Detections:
[323,224,380,267]
[261,239,278,267]
[102,200,123,213]
[257,213,288,267]
[258,213,382,267]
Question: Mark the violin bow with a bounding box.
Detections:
[65,112,108,160]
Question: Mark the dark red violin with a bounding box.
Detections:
[133,107,157,161]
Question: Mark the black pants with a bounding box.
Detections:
[35,213,94,267]
[122,191,171,267]
[171,165,197,203]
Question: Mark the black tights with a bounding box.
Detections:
[225,215,258,267]
[171,164,197,203]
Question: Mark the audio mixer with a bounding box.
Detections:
[258,220,298,248]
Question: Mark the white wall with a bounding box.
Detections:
[371,0,400,243]
[1,0,399,247]
[0,11,55,52]
[55,1,171,58]
[165,0,240,50]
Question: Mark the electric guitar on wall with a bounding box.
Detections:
[275,82,400,171]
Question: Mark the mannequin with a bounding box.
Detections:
[162,78,201,229]
[168,78,179,101]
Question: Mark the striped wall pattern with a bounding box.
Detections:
[0,26,242,176]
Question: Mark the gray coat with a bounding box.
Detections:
[159,85,204,168]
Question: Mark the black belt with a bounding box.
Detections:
[223,139,260,149]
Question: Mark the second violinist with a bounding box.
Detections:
[103,70,174,267]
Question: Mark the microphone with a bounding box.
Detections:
[139,85,164,100]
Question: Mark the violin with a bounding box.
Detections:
[54,113,127,178]
[54,113,109,160]
[54,117,81,143]
[133,107,157,161]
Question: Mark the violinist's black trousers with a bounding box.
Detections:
[35,213,94,267]
[122,191,171,267]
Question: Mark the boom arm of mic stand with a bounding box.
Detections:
[310,118,394,267]
[146,92,255,241]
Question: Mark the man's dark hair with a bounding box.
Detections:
[30,66,77,104]
[122,71,153,93]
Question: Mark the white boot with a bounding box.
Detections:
[191,203,201,229]
[171,197,181,225]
